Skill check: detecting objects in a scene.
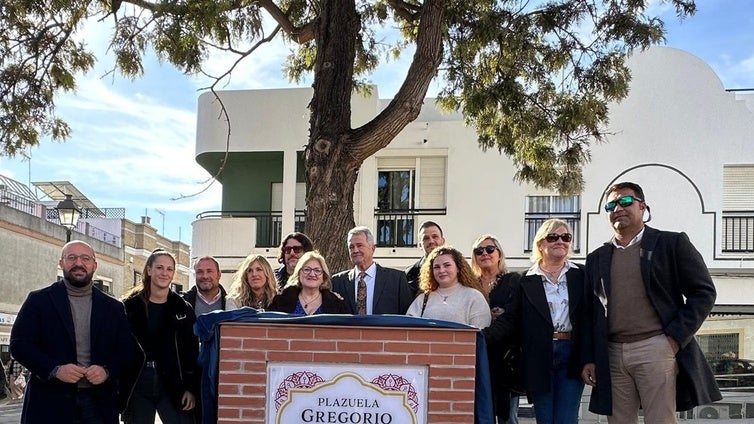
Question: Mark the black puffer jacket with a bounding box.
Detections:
[120,290,200,411]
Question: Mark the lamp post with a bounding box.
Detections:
[56,194,81,242]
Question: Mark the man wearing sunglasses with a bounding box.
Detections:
[581,182,720,423]
[275,232,314,289]
[405,221,445,296]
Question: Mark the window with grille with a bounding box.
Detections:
[524,195,581,252]
[698,332,740,361]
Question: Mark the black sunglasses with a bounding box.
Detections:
[604,195,643,212]
[283,245,304,254]
[473,245,497,256]
[545,233,572,243]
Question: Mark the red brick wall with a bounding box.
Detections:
[217,323,479,423]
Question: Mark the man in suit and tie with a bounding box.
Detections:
[332,226,414,315]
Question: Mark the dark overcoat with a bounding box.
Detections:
[10,280,133,424]
[485,266,585,396]
[581,226,722,414]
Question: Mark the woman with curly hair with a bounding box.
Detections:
[226,254,278,311]
[406,246,491,328]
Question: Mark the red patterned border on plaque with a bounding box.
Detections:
[274,371,325,410]
[371,374,420,413]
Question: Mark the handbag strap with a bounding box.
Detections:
[420,292,429,317]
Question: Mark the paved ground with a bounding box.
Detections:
[0,398,22,424]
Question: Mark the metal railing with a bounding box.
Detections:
[0,190,122,247]
[723,212,754,252]
[196,210,307,248]
[372,208,447,247]
[524,213,581,253]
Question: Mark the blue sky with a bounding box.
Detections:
[0,0,752,245]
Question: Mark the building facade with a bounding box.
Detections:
[191,47,754,359]
[0,179,190,362]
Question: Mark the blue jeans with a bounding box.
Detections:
[122,367,194,424]
[529,340,584,424]
[503,396,519,424]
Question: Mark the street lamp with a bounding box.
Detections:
[56,194,81,242]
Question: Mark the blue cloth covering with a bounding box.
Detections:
[194,308,494,424]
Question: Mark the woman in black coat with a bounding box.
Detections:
[268,251,349,315]
[120,249,200,424]
[484,219,585,424]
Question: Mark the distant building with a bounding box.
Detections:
[191,46,754,360]
[0,177,189,362]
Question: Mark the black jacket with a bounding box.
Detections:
[581,226,721,414]
[268,286,350,314]
[404,258,423,297]
[120,291,200,412]
[275,266,290,291]
[10,281,132,424]
[485,272,523,421]
[181,284,228,311]
[484,266,585,397]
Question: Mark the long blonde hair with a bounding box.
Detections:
[228,254,277,308]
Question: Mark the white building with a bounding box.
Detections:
[192,46,754,360]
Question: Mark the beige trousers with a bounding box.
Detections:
[607,334,678,424]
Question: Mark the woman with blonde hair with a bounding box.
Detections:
[471,234,523,424]
[406,246,491,328]
[484,219,585,424]
[268,251,349,315]
[226,254,278,311]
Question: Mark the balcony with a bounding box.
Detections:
[194,210,306,249]
[723,212,754,252]
[373,208,447,248]
[0,189,123,247]
[524,212,581,253]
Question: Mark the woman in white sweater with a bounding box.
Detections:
[406,246,491,328]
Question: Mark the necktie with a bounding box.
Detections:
[356,271,367,315]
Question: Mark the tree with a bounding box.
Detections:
[0,0,696,269]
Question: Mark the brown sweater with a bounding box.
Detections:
[608,243,664,343]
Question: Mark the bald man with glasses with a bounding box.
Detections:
[580,182,720,423]
[10,241,132,424]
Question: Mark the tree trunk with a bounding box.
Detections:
[305,0,359,272]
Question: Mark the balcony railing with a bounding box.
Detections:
[1,189,123,247]
[196,210,307,248]
[373,208,447,247]
[524,212,581,253]
[723,212,754,252]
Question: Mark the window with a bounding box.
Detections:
[524,195,581,252]
[373,157,447,247]
[376,169,415,247]
[133,271,141,287]
[698,333,740,361]
[722,165,754,252]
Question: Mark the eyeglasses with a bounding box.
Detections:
[604,195,643,212]
[545,233,573,243]
[63,254,94,264]
[300,267,323,276]
[283,246,305,254]
[473,245,497,256]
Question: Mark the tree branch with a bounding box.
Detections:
[349,0,444,160]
